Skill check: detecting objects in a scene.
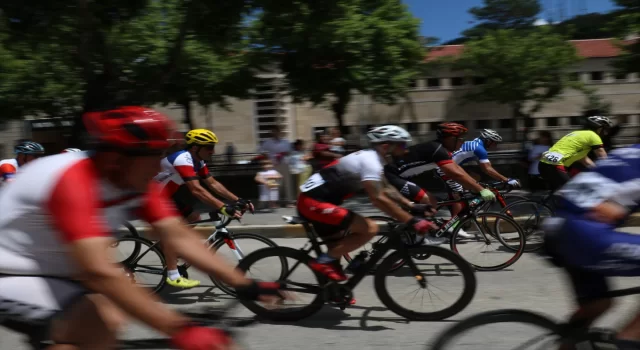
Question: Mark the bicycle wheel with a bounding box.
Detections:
[115,222,142,263]
[343,216,411,273]
[236,246,326,322]
[450,212,525,271]
[501,200,553,252]
[110,236,167,294]
[209,232,283,296]
[375,245,476,321]
[485,194,529,212]
[430,309,562,350]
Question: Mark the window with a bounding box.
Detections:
[408,79,419,89]
[617,115,628,124]
[499,119,513,129]
[473,77,486,85]
[475,120,491,129]
[525,117,535,128]
[429,122,442,131]
[450,77,464,86]
[254,79,288,144]
[453,120,467,127]
[615,72,628,81]
[546,117,559,127]
[570,116,582,126]
[590,72,603,82]
[427,78,440,88]
[256,101,278,108]
[569,72,581,81]
[405,123,419,133]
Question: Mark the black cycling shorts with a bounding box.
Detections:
[538,162,570,192]
[384,171,427,202]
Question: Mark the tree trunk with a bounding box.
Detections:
[331,85,351,136]
[181,99,194,130]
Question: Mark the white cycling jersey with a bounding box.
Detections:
[154,150,210,196]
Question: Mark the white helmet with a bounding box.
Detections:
[479,129,503,142]
[585,115,612,129]
[62,148,82,153]
[367,125,412,143]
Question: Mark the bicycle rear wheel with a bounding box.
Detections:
[501,200,553,252]
[450,212,525,271]
[209,232,283,296]
[430,309,562,350]
[110,236,167,294]
[236,246,326,322]
[375,245,476,321]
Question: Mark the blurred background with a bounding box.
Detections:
[0,0,638,201]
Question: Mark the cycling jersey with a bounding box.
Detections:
[0,152,178,326]
[0,159,18,182]
[452,138,490,166]
[155,150,211,197]
[540,130,603,167]
[388,141,453,178]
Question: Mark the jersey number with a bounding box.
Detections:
[543,152,563,164]
[300,173,325,192]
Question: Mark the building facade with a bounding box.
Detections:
[1,39,638,158]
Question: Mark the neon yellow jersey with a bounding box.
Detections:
[540,130,603,167]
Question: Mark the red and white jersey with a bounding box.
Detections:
[0,152,178,276]
[0,158,18,182]
[154,150,211,196]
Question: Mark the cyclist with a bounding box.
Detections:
[384,123,497,238]
[0,106,281,350]
[0,141,45,184]
[538,116,611,192]
[543,144,640,349]
[298,125,438,283]
[62,148,82,153]
[155,128,254,289]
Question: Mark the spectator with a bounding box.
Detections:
[225,142,236,164]
[311,130,343,172]
[528,131,553,192]
[254,159,282,210]
[289,139,312,196]
[329,127,346,154]
[258,125,294,207]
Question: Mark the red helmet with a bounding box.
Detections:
[83,106,175,154]
[436,122,468,138]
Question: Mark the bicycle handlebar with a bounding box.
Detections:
[479,181,514,193]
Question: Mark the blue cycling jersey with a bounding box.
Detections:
[555,144,640,221]
[452,138,490,166]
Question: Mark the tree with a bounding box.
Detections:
[462,0,541,38]
[611,0,640,75]
[453,28,581,140]
[582,88,612,117]
[252,0,425,132]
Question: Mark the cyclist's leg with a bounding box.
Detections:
[436,167,463,217]
[538,162,570,192]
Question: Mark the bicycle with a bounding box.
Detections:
[429,286,640,350]
[236,216,477,322]
[112,213,284,296]
[344,193,527,272]
[499,190,556,252]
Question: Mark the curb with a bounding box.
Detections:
[121,214,640,239]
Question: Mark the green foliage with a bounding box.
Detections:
[462,0,541,38]
[611,0,640,74]
[454,28,581,115]
[252,0,425,127]
[582,88,612,116]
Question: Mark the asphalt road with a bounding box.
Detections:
[3,227,640,350]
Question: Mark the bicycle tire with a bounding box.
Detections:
[375,245,476,321]
[450,212,525,271]
[501,200,553,252]
[485,194,529,213]
[117,222,142,263]
[236,246,326,322]
[209,232,283,296]
[114,236,167,294]
[430,309,560,350]
[343,216,409,273]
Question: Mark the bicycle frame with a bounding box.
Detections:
[432,198,492,239]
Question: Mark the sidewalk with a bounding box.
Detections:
[124,193,640,238]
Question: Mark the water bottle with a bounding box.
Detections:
[469,198,482,208]
[345,251,368,273]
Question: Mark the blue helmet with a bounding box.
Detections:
[15,141,45,155]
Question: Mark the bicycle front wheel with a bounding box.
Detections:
[430,309,562,350]
[110,236,167,294]
[209,232,283,296]
[451,212,525,271]
[501,200,553,252]
[375,245,476,321]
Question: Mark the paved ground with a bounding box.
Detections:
[3,226,640,349]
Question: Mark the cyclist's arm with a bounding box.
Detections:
[579,156,596,168]
[593,147,607,160]
[475,146,508,182]
[363,180,412,223]
[381,176,413,209]
[439,163,484,192]
[184,179,225,209]
[203,176,238,202]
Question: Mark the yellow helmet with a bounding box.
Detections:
[185,129,218,145]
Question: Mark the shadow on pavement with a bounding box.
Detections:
[159,286,235,305]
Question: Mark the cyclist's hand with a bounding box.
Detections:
[507,178,521,188]
[236,198,255,214]
[408,217,438,233]
[409,203,436,216]
[479,188,496,202]
[219,204,240,218]
[171,325,231,350]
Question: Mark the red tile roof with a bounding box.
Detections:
[425,38,634,62]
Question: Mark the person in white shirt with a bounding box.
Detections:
[329,127,346,154]
[528,131,553,192]
[289,139,312,195]
[255,159,282,209]
[259,125,294,206]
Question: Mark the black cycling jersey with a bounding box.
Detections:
[386,140,453,178]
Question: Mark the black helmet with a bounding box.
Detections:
[584,116,612,130]
[15,141,45,155]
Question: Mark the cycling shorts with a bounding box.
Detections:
[546,216,640,303]
[0,276,87,341]
[171,183,216,218]
[297,194,354,237]
[538,161,570,192]
[435,167,464,194]
[384,171,427,202]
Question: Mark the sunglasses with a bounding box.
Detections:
[200,145,215,151]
